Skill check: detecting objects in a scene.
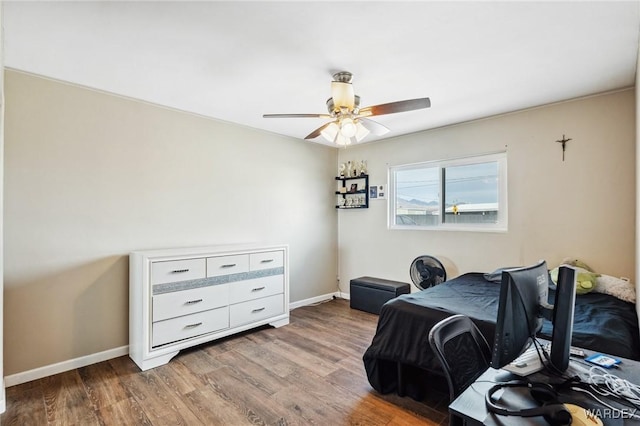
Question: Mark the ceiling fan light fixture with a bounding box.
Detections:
[335,133,352,146]
[339,117,357,138]
[331,81,355,109]
[320,122,339,142]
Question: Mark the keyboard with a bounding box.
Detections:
[543,343,586,358]
[503,346,545,376]
[502,344,588,376]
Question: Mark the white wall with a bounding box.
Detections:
[0,2,6,414]
[3,70,338,376]
[338,90,636,290]
[636,44,640,323]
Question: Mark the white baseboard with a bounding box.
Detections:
[4,346,129,388]
[0,378,5,414]
[289,292,341,310]
[4,295,352,388]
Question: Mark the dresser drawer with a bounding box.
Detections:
[151,258,206,285]
[207,254,249,277]
[229,275,284,305]
[153,284,229,322]
[250,251,284,271]
[229,294,284,328]
[152,306,229,347]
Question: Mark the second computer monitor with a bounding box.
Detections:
[549,265,577,371]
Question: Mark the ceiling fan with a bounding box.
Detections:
[263,71,431,146]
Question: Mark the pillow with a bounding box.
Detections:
[593,274,636,304]
[549,265,598,295]
[483,267,522,283]
[560,257,595,273]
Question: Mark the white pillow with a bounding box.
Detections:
[593,274,636,304]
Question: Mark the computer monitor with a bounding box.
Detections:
[491,260,551,369]
[549,265,577,371]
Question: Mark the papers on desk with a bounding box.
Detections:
[585,353,622,369]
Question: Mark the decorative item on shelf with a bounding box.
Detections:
[360,160,367,176]
[350,183,358,193]
[339,187,347,194]
[352,161,360,177]
[339,159,368,177]
[338,198,346,207]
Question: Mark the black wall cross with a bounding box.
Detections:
[555,134,572,161]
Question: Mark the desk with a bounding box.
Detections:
[450,358,640,425]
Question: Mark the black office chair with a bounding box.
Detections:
[429,314,492,426]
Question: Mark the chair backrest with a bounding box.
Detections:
[428,314,492,401]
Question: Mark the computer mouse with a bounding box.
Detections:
[564,404,603,426]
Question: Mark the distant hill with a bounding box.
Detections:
[397,196,439,210]
[398,196,437,206]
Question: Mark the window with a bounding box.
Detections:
[389,152,507,231]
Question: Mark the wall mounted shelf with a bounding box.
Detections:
[335,174,369,209]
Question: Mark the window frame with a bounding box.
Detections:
[388,152,508,232]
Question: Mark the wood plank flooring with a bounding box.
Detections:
[1,299,450,425]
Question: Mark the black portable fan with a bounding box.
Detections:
[409,255,447,290]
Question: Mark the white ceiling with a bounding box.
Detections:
[4,1,640,147]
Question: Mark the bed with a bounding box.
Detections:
[362,273,640,400]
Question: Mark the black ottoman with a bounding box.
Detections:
[350,276,411,314]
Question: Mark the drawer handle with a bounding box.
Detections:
[185,299,203,305]
[184,322,203,329]
[172,269,190,273]
[251,307,266,313]
[260,259,274,263]
[251,286,266,292]
[221,263,237,268]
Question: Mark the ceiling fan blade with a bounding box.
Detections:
[358,118,390,136]
[359,98,431,117]
[304,122,333,140]
[263,113,332,119]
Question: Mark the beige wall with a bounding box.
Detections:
[3,70,338,375]
[3,69,636,378]
[338,89,636,290]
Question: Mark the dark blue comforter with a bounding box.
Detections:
[363,272,640,398]
[541,288,640,360]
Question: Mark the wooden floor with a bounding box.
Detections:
[1,299,449,425]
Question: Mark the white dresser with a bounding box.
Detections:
[129,244,289,370]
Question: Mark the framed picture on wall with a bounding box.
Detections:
[371,185,385,200]
[369,186,378,199]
